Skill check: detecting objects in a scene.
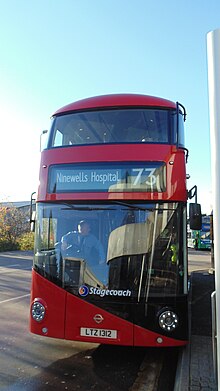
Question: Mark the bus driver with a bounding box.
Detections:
[61,220,105,267]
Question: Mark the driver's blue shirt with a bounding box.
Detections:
[61,231,105,265]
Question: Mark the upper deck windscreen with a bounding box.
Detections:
[49,108,177,147]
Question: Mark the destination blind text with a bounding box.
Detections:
[56,171,120,185]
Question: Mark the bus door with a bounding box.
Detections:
[132,204,188,346]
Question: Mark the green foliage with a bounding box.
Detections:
[0,205,32,252]
[0,238,19,251]
[18,232,35,250]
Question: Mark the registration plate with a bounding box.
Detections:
[80,327,117,339]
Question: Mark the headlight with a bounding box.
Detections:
[31,300,46,322]
[158,310,178,332]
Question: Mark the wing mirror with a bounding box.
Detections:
[189,203,202,230]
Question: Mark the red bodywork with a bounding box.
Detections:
[38,144,187,202]
[54,94,176,115]
[30,94,188,347]
[30,270,187,346]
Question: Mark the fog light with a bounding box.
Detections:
[31,301,46,322]
[156,337,163,344]
[159,310,178,332]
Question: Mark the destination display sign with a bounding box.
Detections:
[48,162,166,193]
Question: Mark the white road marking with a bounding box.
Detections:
[2,264,20,267]
[0,265,32,273]
[0,253,33,260]
[0,294,30,304]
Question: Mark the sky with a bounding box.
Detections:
[0,0,219,214]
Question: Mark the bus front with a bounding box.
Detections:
[30,94,189,347]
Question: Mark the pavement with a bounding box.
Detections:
[174,270,217,390]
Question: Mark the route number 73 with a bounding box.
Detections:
[132,168,156,186]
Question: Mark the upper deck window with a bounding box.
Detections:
[49,109,172,147]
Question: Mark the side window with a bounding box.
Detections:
[172,111,185,147]
[53,129,63,147]
[178,113,185,147]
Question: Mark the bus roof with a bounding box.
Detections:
[53,94,176,116]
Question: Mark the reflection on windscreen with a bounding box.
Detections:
[50,109,170,146]
[34,202,184,299]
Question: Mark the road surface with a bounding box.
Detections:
[0,251,144,390]
[188,248,212,273]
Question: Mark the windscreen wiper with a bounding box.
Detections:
[111,201,177,212]
[111,201,153,211]
[61,203,116,211]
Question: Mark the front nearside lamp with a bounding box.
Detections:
[31,300,46,322]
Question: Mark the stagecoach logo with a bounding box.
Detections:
[93,314,104,324]
[79,285,132,298]
[78,285,89,297]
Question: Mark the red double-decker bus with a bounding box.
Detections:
[30,93,200,347]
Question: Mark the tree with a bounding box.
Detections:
[0,205,31,251]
